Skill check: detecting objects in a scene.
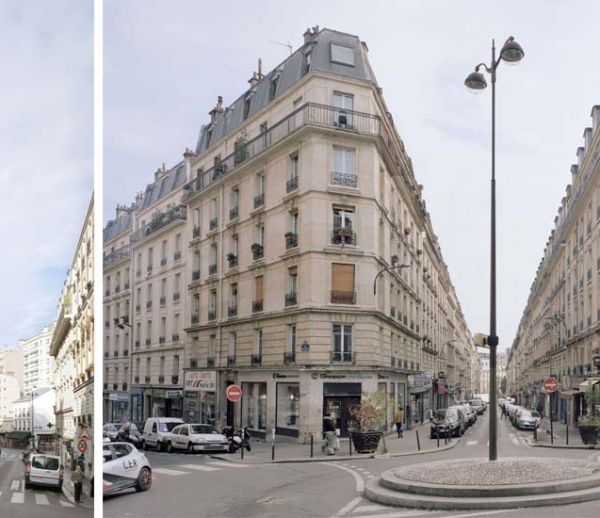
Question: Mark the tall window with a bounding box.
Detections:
[254,329,263,355]
[331,263,355,304]
[147,247,153,272]
[269,74,279,101]
[175,233,181,256]
[146,320,152,346]
[230,186,239,219]
[174,273,181,299]
[228,332,237,358]
[333,92,353,127]
[332,207,355,245]
[255,172,265,207]
[161,240,168,263]
[332,147,356,187]
[287,324,296,354]
[288,268,298,294]
[333,324,353,362]
[160,317,166,341]
[255,276,264,303]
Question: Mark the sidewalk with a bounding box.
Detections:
[62,464,94,510]
[212,421,457,464]
[532,418,596,449]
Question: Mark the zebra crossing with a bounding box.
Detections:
[151,460,252,479]
[463,432,530,448]
[1,479,75,508]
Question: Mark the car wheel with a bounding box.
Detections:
[157,441,163,452]
[166,442,173,454]
[135,467,152,492]
[187,442,195,454]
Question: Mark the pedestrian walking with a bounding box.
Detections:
[322,412,337,455]
[395,406,405,438]
[72,465,84,504]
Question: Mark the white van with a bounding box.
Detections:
[142,417,184,451]
[25,453,64,490]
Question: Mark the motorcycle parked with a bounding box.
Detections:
[223,426,251,453]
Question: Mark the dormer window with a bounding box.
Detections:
[330,43,355,67]
[269,73,280,101]
[243,97,251,120]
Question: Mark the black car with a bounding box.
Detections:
[116,422,143,446]
[430,408,465,438]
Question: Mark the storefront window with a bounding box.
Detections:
[242,382,267,431]
[276,383,299,433]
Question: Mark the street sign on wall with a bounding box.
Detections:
[542,377,559,393]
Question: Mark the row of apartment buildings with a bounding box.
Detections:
[507,105,600,424]
[104,27,480,440]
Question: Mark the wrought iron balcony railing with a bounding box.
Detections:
[330,171,357,188]
[229,206,239,220]
[285,292,297,306]
[254,193,265,208]
[331,228,356,245]
[209,264,217,275]
[330,291,356,304]
[331,351,355,363]
[251,354,262,366]
[208,310,217,321]
[285,232,298,249]
[227,355,236,366]
[252,300,263,313]
[284,352,296,364]
[209,217,218,231]
[252,244,264,260]
[286,176,298,193]
[228,305,238,317]
[130,206,187,243]
[103,244,131,268]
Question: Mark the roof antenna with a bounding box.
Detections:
[269,40,293,56]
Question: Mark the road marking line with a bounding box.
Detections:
[508,433,519,446]
[35,493,49,505]
[207,461,249,468]
[331,495,362,516]
[350,511,430,518]
[59,499,75,507]
[466,440,477,445]
[177,464,220,472]
[11,492,24,504]
[351,504,391,513]
[10,480,19,491]
[323,462,364,492]
[437,510,515,518]
[152,468,188,476]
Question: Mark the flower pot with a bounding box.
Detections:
[350,431,383,453]
[577,425,600,444]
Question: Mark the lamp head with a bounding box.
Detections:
[465,70,487,93]
[500,36,524,64]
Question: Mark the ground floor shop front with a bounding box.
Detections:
[130,386,184,422]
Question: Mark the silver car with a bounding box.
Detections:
[165,423,229,453]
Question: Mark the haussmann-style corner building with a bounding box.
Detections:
[507,105,600,425]
[103,27,479,441]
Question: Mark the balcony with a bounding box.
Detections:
[227,355,236,366]
[331,291,356,304]
[104,352,109,358]
[229,206,239,220]
[160,296,166,307]
[173,292,180,302]
[145,376,150,383]
[135,340,140,348]
[191,313,199,325]
[254,193,265,209]
[331,171,358,188]
[208,264,218,276]
[174,251,182,261]
[209,217,218,231]
[145,339,151,346]
[158,376,165,384]
[182,103,380,202]
[208,310,217,321]
[147,265,153,274]
[159,337,165,344]
[146,301,152,310]
[123,349,129,356]
[192,270,201,281]
[135,304,141,313]
[130,206,187,243]
[122,383,128,391]
[207,357,216,368]
[390,306,397,318]
[193,226,201,239]
[252,300,263,313]
[160,257,167,267]
[228,305,238,317]
[172,333,179,342]
[286,176,298,193]
[227,253,238,268]
[124,281,130,289]
[251,354,262,366]
[331,351,355,363]
[252,243,264,260]
[331,228,356,245]
[190,359,198,368]
[285,232,298,249]
[284,352,296,364]
[285,292,297,307]
[103,244,131,268]
[113,350,118,357]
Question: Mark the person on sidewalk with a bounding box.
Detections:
[322,412,337,455]
[72,465,84,504]
[395,407,405,438]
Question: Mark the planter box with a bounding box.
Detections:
[350,431,383,453]
[578,425,600,444]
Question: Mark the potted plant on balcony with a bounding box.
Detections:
[577,385,600,444]
[227,252,237,265]
[284,231,296,246]
[251,243,263,257]
[348,391,389,453]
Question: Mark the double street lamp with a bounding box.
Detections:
[465,36,524,462]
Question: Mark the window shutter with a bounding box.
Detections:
[255,276,264,301]
[345,149,354,174]
[332,264,355,292]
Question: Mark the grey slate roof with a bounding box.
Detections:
[103,207,133,243]
[195,28,378,155]
[137,162,186,212]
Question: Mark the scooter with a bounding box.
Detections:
[223,427,251,453]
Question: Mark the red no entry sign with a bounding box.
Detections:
[542,377,559,393]
[77,439,88,453]
[226,384,242,402]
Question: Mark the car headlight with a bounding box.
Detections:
[196,438,207,443]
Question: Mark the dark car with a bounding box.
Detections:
[116,422,143,446]
[430,408,466,438]
[469,399,486,415]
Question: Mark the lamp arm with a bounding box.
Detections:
[373,264,410,295]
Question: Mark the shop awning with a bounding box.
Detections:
[559,389,581,399]
[409,385,430,394]
[7,431,31,440]
[579,378,600,390]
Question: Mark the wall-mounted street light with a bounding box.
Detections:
[373,263,411,295]
[465,35,524,462]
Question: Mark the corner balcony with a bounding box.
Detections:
[286,176,298,193]
[331,228,356,246]
[330,291,356,304]
[130,206,187,243]
[182,102,381,202]
[285,292,297,307]
[331,351,355,364]
[252,244,264,261]
[330,171,357,188]
[285,232,298,250]
[103,244,131,268]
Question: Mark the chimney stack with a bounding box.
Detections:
[209,96,224,123]
[303,28,312,44]
[183,147,195,182]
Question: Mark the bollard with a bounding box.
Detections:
[310,433,314,458]
[566,421,569,445]
[241,439,244,460]
[349,435,353,456]
[436,425,440,448]
[415,429,421,451]
[533,425,537,442]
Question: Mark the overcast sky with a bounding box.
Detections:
[0,0,92,348]
[104,0,599,352]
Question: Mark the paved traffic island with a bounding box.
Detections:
[365,457,600,510]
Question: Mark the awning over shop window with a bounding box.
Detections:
[7,431,31,440]
[579,378,600,390]
[559,389,581,399]
[409,385,429,394]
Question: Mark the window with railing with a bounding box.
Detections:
[332,207,355,245]
[332,324,353,362]
[331,146,356,187]
[331,263,355,304]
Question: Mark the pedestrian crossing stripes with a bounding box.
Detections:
[152,467,188,476]
[2,479,76,508]
[176,464,220,472]
[35,493,49,505]
[151,461,253,478]
[11,492,24,504]
[10,480,19,491]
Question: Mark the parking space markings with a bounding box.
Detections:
[59,499,75,507]
[10,480,19,491]
[152,468,188,476]
[207,461,250,468]
[466,440,477,446]
[35,493,49,505]
[11,492,24,504]
[177,464,220,472]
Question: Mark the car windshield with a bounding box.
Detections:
[190,425,216,434]
[159,422,180,432]
[434,409,456,420]
[129,423,140,433]
[105,424,118,431]
[531,411,541,418]
[469,400,483,406]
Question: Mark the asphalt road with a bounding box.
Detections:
[102,410,600,518]
[0,449,91,517]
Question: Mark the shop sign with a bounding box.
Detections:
[108,392,129,402]
[166,390,183,399]
[311,373,373,380]
[408,373,433,386]
[184,370,217,392]
[273,373,300,379]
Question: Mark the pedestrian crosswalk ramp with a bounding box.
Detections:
[0,479,75,508]
[152,460,251,478]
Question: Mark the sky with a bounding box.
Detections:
[0,0,93,348]
[104,0,599,352]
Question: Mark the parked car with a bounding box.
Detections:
[116,422,144,447]
[25,453,63,490]
[103,423,120,441]
[508,404,524,424]
[515,409,541,430]
[430,408,466,438]
[164,424,229,453]
[469,399,486,415]
[103,442,152,496]
[142,417,184,451]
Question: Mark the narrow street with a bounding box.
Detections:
[0,449,91,516]
[103,410,600,518]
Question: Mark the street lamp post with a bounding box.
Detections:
[465,36,524,461]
